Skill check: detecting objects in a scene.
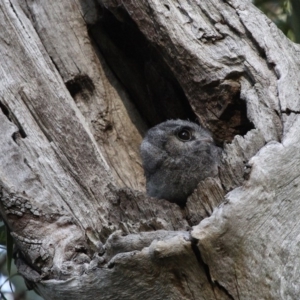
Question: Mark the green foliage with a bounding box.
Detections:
[0,224,6,247]
[5,227,13,276]
[0,223,42,299]
[0,223,14,275]
[254,0,300,42]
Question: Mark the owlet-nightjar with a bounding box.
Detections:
[140,120,221,205]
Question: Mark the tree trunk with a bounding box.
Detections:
[1,0,300,299]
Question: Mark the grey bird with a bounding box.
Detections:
[140,120,221,205]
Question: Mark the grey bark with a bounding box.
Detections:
[0,0,299,299]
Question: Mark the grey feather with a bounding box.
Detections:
[140,120,221,205]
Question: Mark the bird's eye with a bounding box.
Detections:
[176,129,192,141]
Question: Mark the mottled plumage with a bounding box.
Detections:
[140,120,221,205]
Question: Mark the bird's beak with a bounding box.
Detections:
[199,137,214,143]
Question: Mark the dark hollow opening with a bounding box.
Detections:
[88,7,197,128]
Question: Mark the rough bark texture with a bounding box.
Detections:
[1,0,300,299]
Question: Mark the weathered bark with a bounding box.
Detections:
[1,0,300,299]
